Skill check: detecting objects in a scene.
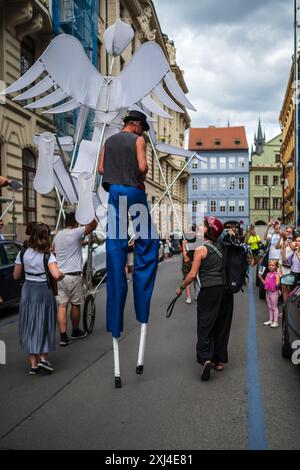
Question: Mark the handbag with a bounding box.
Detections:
[43,252,58,296]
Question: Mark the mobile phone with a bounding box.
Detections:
[258,266,266,276]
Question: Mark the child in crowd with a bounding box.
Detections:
[259,259,280,328]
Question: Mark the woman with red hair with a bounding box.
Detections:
[176,217,233,382]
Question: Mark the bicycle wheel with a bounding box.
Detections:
[83,294,96,335]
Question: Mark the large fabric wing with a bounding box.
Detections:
[2,34,103,110]
[115,41,196,112]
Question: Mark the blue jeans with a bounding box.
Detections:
[106,185,159,338]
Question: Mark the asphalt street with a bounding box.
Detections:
[0,257,299,450]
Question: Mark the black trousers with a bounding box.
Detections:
[196,285,234,364]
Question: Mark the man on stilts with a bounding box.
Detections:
[98,110,159,388]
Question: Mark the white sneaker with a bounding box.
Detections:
[185,297,192,304]
[263,321,272,326]
[271,322,279,328]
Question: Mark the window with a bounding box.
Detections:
[192,178,198,191]
[275,154,281,163]
[210,157,217,169]
[200,159,207,169]
[273,198,282,210]
[200,178,208,191]
[229,157,236,169]
[229,201,235,212]
[200,201,208,213]
[210,200,217,212]
[215,139,221,145]
[197,141,203,146]
[239,177,245,190]
[210,178,217,191]
[238,157,245,168]
[20,36,35,76]
[220,157,226,169]
[192,201,197,213]
[235,139,241,145]
[23,149,37,224]
[273,175,279,186]
[229,177,235,190]
[219,177,226,191]
[263,175,268,186]
[3,243,20,265]
[239,200,245,213]
[192,158,198,169]
[255,198,261,210]
[255,175,261,185]
[262,198,269,210]
[220,201,226,213]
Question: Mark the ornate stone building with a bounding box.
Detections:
[0,0,191,239]
[0,0,57,239]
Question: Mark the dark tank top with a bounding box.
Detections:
[199,241,225,288]
[102,131,140,191]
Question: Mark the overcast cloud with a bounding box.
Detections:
[152,0,294,149]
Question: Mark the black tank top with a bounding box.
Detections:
[199,241,225,288]
[102,131,140,191]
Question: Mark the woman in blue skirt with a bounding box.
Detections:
[14,224,64,374]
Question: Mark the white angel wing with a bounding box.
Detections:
[1,34,103,113]
[114,41,196,114]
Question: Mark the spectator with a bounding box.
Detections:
[53,212,97,347]
[264,220,281,261]
[282,235,300,283]
[246,225,261,261]
[0,219,5,240]
[13,223,64,375]
[277,226,295,302]
[259,259,280,328]
[176,216,233,381]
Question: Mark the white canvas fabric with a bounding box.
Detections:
[33,132,56,194]
[164,71,196,111]
[44,99,81,114]
[25,88,67,109]
[1,60,44,94]
[153,84,184,113]
[53,155,78,204]
[33,134,74,152]
[76,172,95,225]
[104,19,134,57]
[71,140,99,179]
[13,75,54,101]
[141,95,173,119]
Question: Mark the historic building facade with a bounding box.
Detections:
[188,126,250,229]
[250,120,283,236]
[0,0,191,239]
[0,0,56,239]
[279,60,297,225]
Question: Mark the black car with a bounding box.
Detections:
[281,273,300,360]
[0,240,23,310]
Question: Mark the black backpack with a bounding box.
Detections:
[221,239,248,294]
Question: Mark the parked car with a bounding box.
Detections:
[280,273,300,359]
[0,240,23,310]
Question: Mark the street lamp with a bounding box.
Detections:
[264,186,275,222]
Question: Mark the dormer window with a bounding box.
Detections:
[197,141,203,146]
[215,139,221,145]
[234,139,241,145]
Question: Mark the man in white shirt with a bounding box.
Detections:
[264,220,281,260]
[53,212,97,346]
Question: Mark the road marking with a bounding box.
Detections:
[247,270,268,450]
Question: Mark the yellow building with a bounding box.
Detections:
[0,0,190,239]
[279,60,297,225]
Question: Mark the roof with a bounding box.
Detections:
[189,126,249,151]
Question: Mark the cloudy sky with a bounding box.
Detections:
[152,0,294,149]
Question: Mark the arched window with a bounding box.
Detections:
[22,149,37,224]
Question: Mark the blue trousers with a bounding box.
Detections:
[106,185,159,338]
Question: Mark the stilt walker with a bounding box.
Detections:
[1,19,201,388]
